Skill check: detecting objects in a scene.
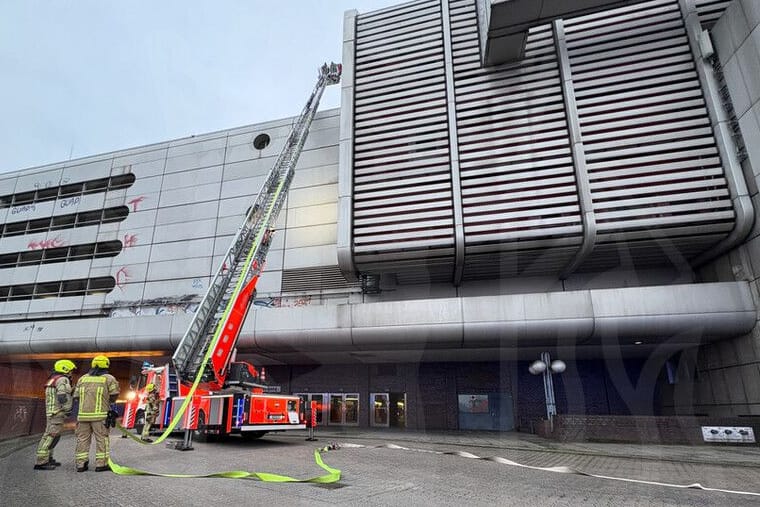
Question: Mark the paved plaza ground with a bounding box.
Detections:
[3,427,760,506]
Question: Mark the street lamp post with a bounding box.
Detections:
[528,351,566,433]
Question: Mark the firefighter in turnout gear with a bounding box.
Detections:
[34,359,77,470]
[73,355,120,472]
[140,383,159,442]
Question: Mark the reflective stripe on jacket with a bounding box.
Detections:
[44,374,71,417]
[75,373,119,421]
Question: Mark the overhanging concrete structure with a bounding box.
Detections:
[2,282,753,363]
[478,0,648,64]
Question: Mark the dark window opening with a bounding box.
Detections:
[27,218,51,233]
[36,187,59,200]
[76,210,102,226]
[83,178,109,194]
[88,277,116,293]
[4,222,27,235]
[61,278,87,296]
[109,173,136,190]
[0,173,136,209]
[18,250,43,265]
[10,284,34,300]
[0,276,115,301]
[69,244,95,260]
[102,206,129,222]
[13,191,36,205]
[36,282,60,298]
[0,240,122,269]
[43,247,69,261]
[0,253,18,267]
[2,206,128,238]
[51,214,76,229]
[94,240,122,257]
[58,183,82,198]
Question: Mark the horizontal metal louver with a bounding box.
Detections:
[281,265,360,293]
[694,0,731,28]
[565,0,734,270]
[352,0,455,274]
[450,0,581,279]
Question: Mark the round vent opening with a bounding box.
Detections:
[253,134,271,150]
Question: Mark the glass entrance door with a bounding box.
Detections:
[370,393,389,427]
[327,393,359,425]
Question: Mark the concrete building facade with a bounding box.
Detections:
[2,0,760,434]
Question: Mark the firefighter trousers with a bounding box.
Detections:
[75,420,110,468]
[35,414,65,465]
[141,412,157,439]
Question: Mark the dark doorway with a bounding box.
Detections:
[389,392,406,429]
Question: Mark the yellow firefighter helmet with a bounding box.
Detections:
[91,355,110,369]
[54,359,77,375]
[145,383,156,392]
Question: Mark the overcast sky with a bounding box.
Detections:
[0,0,402,173]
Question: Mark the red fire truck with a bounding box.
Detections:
[121,63,342,445]
[122,359,302,442]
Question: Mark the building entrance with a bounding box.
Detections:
[370,392,406,428]
[327,393,359,426]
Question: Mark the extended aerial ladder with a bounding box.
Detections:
[122,63,341,444]
[173,62,341,390]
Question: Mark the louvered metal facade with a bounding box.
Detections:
[342,0,740,283]
[451,1,582,280]
[565,0,734,271]
[694,0,732,28]
[351,0,456,283]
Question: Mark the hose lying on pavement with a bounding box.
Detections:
[107,440,759,497]
[107,443,341,483]
[337,442,760,498]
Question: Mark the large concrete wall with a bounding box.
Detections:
[671,0,760,417]
[0,109,349,324]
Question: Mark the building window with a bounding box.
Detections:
[0,173,136,209]
[0,276,116,301]
[1,206,129,238]
[0,241,121,269]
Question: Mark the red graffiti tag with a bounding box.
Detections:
[127,196,145,212]
[123,233,138,248]
[115,267,131,290]
[28,237,65,250]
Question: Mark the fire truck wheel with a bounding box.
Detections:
[241,431,266,441]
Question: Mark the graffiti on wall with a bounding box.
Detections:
[59,196,81,209]
[28,237,65,250]
[109,295,200,317]
[11,204,36,215]
[123,233,138,248]
[253,295,312,308]
[127,196,145,212]
[109,294,313,317]
[115,266,131,290]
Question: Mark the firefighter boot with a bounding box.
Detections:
[33,462,57,470]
